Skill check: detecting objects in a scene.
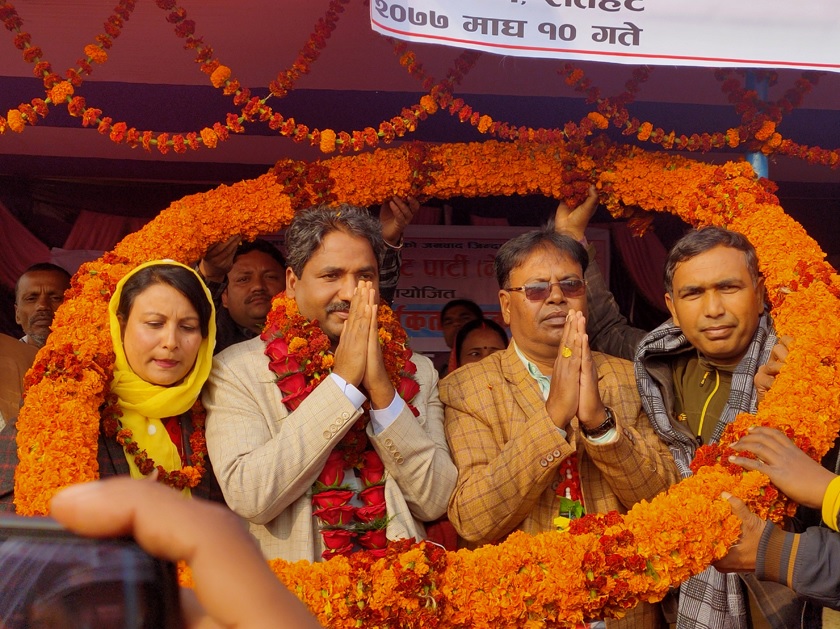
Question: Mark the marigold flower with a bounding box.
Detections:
[726,128,740,148]
[587,112,609,130]
[47,81,74,105]
[210,64,231,89]
[319,128,337,153]
[420,94,438,115]
[637,121,653,142]
[84,44,108,64]
[4,108,26,134]
[754,120,776,141]
[199,127,218,149]
[477,115,493,134]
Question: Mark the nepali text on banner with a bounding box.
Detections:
[370,0,840,72]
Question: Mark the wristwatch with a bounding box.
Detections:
[581,407,616,439]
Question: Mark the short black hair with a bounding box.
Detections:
[285,205,383,278]
[440,299,483,324]
[117,264,212,338]
[494,228,588,290]
[663,227,760,295]
[233,239,286,269]
[455,317,509,367]
[15,263,72,302]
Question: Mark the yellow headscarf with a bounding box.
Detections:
[108,260,216,483]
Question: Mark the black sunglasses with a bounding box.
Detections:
[504,279,587,301]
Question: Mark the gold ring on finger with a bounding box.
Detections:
[561,346,573,358]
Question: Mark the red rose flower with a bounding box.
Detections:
[396,375,421,403]
[366,547,388,558]
[359,484,386,507]
[358,528,388,550]
[359,450,385,486]
[321,529,356,550]
[356,502,387,523]
[312,489,354,509]
[321,543,355,560]
[281,384,312,411]
[313,505,356,526]
[402,358,417,375]
[265,336,289,361]
[277,371,307,397]
[317,450,346,487]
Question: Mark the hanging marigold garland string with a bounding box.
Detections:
[2,0,838,167]
[13,137,840,626]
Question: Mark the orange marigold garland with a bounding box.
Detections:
[13,140,840,627]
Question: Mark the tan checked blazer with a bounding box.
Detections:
[0,333,36,429]
[204,336,457,562]
[440,344,679,628]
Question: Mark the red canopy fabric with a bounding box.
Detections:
[0,202,51,291]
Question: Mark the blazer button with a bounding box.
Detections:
[553,449,562,458]
[551,480,560,490]
[322,431,331,439]
[341,412,350,420]
[384,438,394,447]
[395,455,404,464]
[539,459,548,467]
[546,454,554,463]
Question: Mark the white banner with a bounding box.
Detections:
[371,0,840,72]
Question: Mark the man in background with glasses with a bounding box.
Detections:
[439,226,679,629]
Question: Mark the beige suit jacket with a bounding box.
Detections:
[0,334,37,429]
[204,335,457,562]
[440,344,679,628]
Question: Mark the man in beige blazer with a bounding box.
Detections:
[440,228,679,628]
[0,333,37,429]
[204,205,456,562]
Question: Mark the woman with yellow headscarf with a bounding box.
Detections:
[0,260,224,507]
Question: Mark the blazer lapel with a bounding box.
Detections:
[500,344,546,421]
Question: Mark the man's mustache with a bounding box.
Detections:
[325,301,351,314]
[245,289,269,304]
[29,313,53,325]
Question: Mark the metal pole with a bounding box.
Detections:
[745,71,769,178]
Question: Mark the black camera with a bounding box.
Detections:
[0,514,182,629]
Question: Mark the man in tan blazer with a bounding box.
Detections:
[440,227,679,628]
[0,333,37,429]
[204,205,456,562]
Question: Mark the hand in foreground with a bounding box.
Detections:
[380,196,420,246]
[51,478,322,629]
[199,235,241,283]
[713,492,767,573]
[553,185,598,242]
[755,335,792,404]
[728,426,834,509]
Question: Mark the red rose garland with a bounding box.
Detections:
[261,293,421,559]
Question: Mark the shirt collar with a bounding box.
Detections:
[513,340,551,400]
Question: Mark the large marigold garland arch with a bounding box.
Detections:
[14,139,840,627]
